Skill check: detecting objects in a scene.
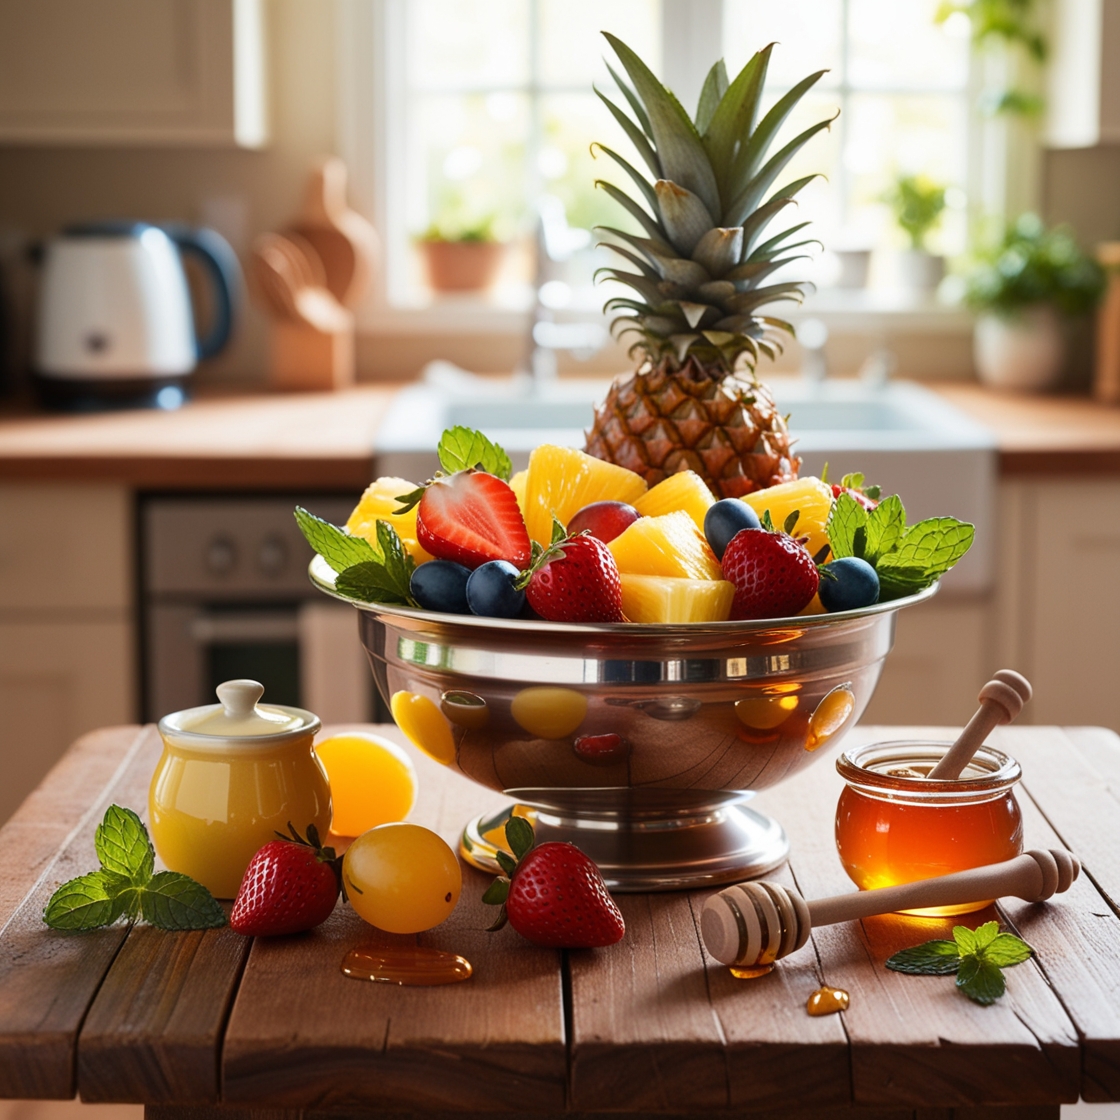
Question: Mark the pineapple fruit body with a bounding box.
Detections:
[632,468,715,530]
[347,476,433,564]
[742,476,832,560]
[620,574,734,623]
[608,510,722,580]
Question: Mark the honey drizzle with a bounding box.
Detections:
[342,945,473,986]
[806,985,849,1015]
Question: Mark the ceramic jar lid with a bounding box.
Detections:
[158,679,320,749]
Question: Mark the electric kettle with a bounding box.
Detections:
[33,221,240,411]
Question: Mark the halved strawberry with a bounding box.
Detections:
[416,471,532,570]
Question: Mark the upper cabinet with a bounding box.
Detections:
[0,0,268,147]
[1046,0,1120,148]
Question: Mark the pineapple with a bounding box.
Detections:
[510,469,529,515]
[742,476,833,560]
[584,34,834,498]
[523,444,647,544]
[633,469,714,531]
[347,476,433,564]
[609,510,722,580]
[621,574,734,624]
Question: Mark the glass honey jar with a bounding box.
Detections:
[150,679,330,899]
[835,740,1023,916]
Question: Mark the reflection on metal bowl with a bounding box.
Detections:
[310,556,937,891]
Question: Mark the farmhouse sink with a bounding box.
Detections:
[374,375,996,592]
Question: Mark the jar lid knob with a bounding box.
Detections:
[216,679,266,719]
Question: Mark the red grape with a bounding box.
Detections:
[567,501,640,544]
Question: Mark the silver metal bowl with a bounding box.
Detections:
[310,556,936,891]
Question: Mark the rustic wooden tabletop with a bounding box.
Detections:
[1,722,1117,1120]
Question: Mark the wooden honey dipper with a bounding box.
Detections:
[927,669,1032,781]
[701,848,1079,968]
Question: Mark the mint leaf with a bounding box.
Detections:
[294,507,378,572]
[826,493,868,559]
[880,517,974,578]
[981,933,1034,968]
[957,955,1006,1005]
[437,426,512,481]
[505,816,535,860]
[841,471,865,490]
[864,495,906,566]
[885,939,961,975]
[44,871,128,930]
[970,920,1001,951]
[139,872,226,931]
[953,924,980,956]
[335,521,418,607]
[95,805,154,882]
[877,567,931,601]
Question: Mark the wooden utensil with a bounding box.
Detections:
[288,157,378,307]
[927,669,1032,781]
[701,847,1079,968]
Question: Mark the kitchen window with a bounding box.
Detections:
[344,0,983,324]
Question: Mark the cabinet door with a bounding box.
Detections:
[0,0,266,146]
[0,619,135,827]
[1026,481,1120,729]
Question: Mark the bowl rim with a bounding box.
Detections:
[307,554,939,636]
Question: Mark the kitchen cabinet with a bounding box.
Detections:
[0,0,267,147]
[1046,0,1120,148]
[0,484,135,826]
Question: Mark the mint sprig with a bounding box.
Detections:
[437,426,513,480]
[44,806,225,932]
[885,921,1034,1005]
[294,506,378,571]
[334,520,419,607]
[825,490,974,600]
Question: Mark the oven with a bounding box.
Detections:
[140,494,378,723]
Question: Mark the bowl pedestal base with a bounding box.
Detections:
[460,796,789,892]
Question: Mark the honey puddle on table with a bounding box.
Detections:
[342,946,473,986]
[806,985,850,1015]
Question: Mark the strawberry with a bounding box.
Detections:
[520,530,624,623]
[831,483,877,511]
[482,817,624,949]
[230,823,341,937]
[721,526,820,620]
[416,470,532,570]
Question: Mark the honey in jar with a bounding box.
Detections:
[835,740,1023,916]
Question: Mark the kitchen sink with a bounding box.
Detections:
[374,374,996,592]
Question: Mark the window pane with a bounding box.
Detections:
[538,0,661,89]
[848,0,969,90]
[409,0,529,91]
[722,0,842,89]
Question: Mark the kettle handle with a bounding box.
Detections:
[164,226,240,361]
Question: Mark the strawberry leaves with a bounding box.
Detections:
[885,920,1034,1005]
[44,805,225,932]
[825,490,974,599]
[482,816,537,931]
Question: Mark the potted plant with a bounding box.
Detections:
[883,174,947,293]
[418,217,505,293]
[964,214,1105,391]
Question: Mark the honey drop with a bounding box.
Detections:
[729,963,775,979]
[342,945,472,986]
[806,985,850,1015]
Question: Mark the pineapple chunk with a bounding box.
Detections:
[523,444,647,544]
[621,574,734,624]
[510,469,528,516]
[742,477,833,561]
[347,476,433,564]
[609,510,722,580]
[633,470,715,531]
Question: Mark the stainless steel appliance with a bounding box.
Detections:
[34,221,239,411]
[141,495,375,723]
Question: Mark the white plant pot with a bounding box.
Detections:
[974,306,1065,392]
[897,249,945,294]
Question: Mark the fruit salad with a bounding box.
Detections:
[297,425,974,625]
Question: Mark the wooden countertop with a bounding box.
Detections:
[1,721,1118,1117]
[0,379,1119,488]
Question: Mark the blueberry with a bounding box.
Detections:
[704,498,762,560]
[466,560,526,618]
[818,557,880,612]
[410,560,471,614]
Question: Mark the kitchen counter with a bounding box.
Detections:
[0,379,1118,488]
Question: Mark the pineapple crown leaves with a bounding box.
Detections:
[481,815,537,931]
[592,32,836,374]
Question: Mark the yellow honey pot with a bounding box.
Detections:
[150,679,331,899]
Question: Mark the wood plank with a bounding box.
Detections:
[0,725,162,1099]
[992,725,1120,1102]
[220,728,567,1112]
[751,725,1081,1110]
[78,921,249,1105]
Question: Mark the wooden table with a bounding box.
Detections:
[2,723,1119,1120]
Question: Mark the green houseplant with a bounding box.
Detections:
[884,174,948,294]
[964,214,1104,391]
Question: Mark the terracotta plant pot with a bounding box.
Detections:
[420,240,505,293]
[974,305,1065,392]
